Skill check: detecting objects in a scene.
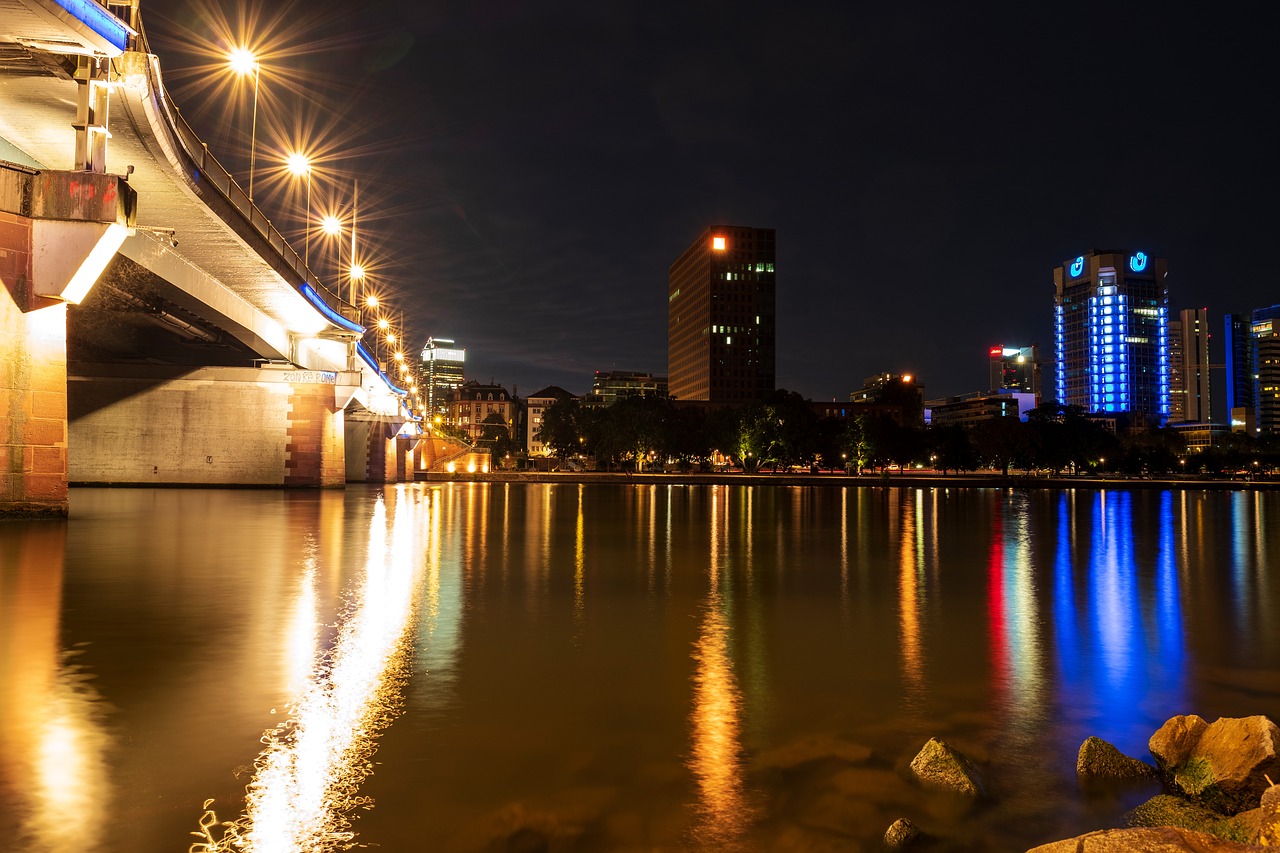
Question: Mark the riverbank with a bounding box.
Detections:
[417,469,1280,491]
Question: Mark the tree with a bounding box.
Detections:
[477,411,519,464]
[537,396,582,460]
[930,425,978,474]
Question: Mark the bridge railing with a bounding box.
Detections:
[147,56,359,329]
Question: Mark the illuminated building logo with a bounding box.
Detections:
[711,236,726,251]
[1129,251,1148,272]
[989,346,1003,356]
[1069,256,1085,277]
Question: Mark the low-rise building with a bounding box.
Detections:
[525,385,576,456]
[446,381,514,444]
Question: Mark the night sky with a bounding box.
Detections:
[144,1,1278,403]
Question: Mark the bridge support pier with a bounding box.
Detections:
[69,366,348,487]
[2,167,135,518]
[345,420,416,483]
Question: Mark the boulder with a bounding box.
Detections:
[1126,794,1254,843]
[883,817,923,848]
[1078,736,1157,779]
[908,737,985,798]
[1149,715,1280,814]
[1025,826,1265,852]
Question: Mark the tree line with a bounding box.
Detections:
[529,384,1280,477]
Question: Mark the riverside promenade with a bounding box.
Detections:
[418,469,1280,491]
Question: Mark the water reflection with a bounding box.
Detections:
[0,525,111,853]
[898,490,925,706]
[1053,491,1188,747]
[192,488,433,852]
[987,494,1043,723]
[688,488,753,848]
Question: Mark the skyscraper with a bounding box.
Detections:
[668,226,776,402]
[1250,304,1280,435]
[1053,250,1169,418]
[420,337,466,419]
[1224,313,1255,432]
[1167,308,1211,423]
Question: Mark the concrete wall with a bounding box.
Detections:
[68,366,345,487]
[2,209,69,517]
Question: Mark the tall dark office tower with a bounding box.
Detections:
[1251,305,1280,435]
[1224,313,1255,429]
[1053,250,1169,418]
[1168,308,1211,423]
[668,226,776,402]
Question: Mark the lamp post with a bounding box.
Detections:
[321,213,342,293]
[286,152,312,270]
[228,48,260,201]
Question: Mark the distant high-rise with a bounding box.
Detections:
[668,226,776,402]
[988,344,1041,404]
[590,370,667,406]
[1168,308,1211,424]
[1053,250,1169,418]
[1224,313,1256,432]
[1251,304,1280,435]
[420,337,466,418]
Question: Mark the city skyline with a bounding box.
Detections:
[144,1,1277,402]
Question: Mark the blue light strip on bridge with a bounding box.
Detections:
[357,342,408,395]
[300,283,365,334]
[54,0,131,52]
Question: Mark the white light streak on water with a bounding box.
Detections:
[192,491,427,853]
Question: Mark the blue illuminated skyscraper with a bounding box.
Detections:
[1053,250,1169,418]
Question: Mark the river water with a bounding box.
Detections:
[1,483,1277,852]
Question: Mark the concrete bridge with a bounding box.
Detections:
[1,0,433,516]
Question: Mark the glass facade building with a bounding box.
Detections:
[1053,250,1169,418]
[668,226,776,402]
[420,337,466,419]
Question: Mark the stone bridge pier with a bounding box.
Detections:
[2,166,134,517]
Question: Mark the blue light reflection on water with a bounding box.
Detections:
[1048,490,1189,755]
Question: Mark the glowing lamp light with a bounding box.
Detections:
[902,374,913,383]
[386,333,396,344]
[445,461,456,473]
[394,351,404,362]
[467,462,477,473]
[712,236,726,251]
[352,265,366,282]
[286,152,311,176]
[377,318,390,330]
[321,215,341,236]
[228,47,257,75]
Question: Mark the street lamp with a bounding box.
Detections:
[228,47,260,201]
[286,152,312,269]
[321,213,343,293]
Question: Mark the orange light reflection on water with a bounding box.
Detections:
[688,488,753,847]
[192,489,431,852]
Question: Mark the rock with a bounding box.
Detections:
[1234,782,1280,845]
[908,737,985,798]
[883,817,923,848]
[1025,826,1264,852]
[1149,715,1280,814]
[1078,736,1157,779]
[1127,793,1224,830]
[1128,792,1279,845]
